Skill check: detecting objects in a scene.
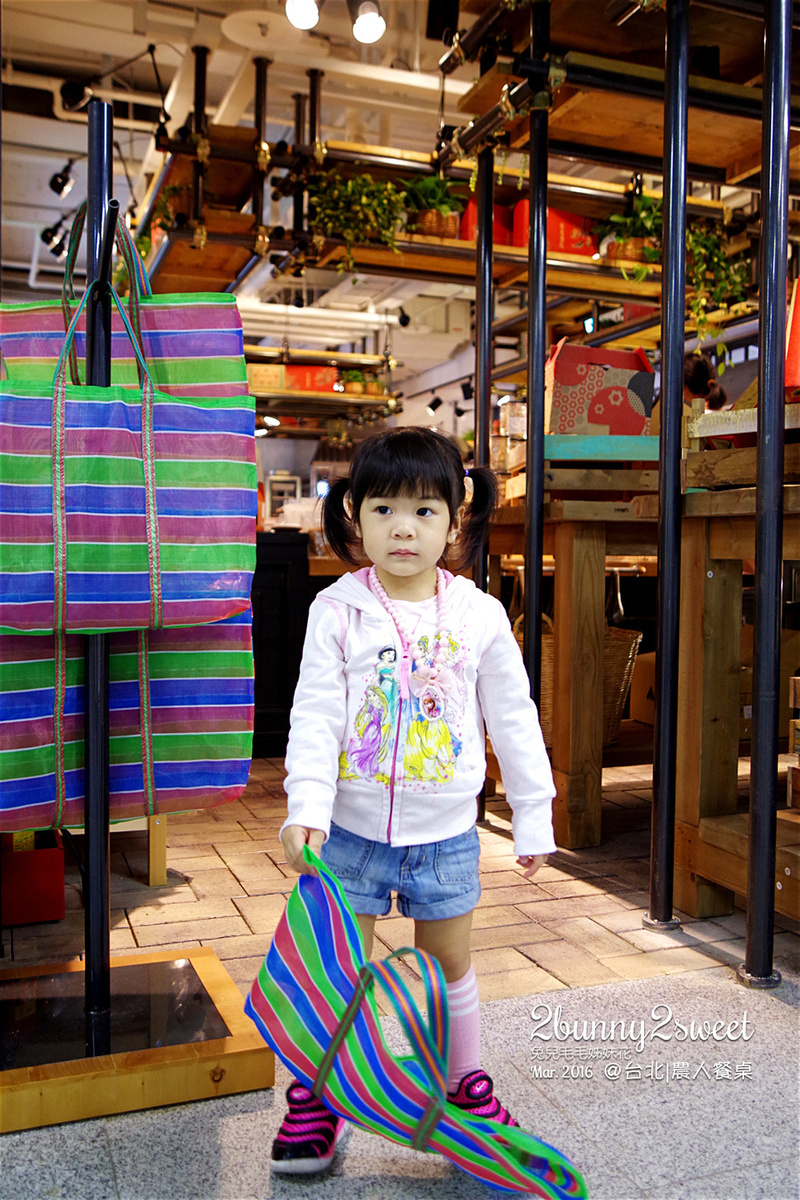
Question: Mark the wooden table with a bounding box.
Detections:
[490,502,658,850]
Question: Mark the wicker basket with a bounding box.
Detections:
[410,210,460,238]
[604,237,660,264]
[513,614,642,747]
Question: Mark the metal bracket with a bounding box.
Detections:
[498,83,516,122]
[637,0,666,11]
[257,140,271,172]
[192,222,208,251]
[530,90,553,112]
[254,225,270,256]
[548,54,567,92]
[450,128,465,161]
[313,139,327,166]
[193,135,211,166]
[449,31,465,67]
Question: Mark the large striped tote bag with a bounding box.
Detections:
[0,283,255,633]
[0,608,254,832]
[246,850,587,1198]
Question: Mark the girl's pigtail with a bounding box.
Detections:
[456,466,498,568]
[322,477,359,564]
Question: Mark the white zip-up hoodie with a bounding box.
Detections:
[282,568,556,857]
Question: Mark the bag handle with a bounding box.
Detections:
[54,280,156,394]
[61,204,151,384]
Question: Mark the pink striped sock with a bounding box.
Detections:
[445,966,481,1092]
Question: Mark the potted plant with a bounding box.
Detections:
[364,371,385,396]
[403,175,465,238]
[341,368,366,394]
[684,219,750,364]
[596,193,663,266]
[307,170,406,272]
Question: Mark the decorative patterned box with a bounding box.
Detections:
[544,338,655,436]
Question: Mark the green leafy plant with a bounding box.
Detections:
[307,170,406,272]
[341,368,366,384]
[402,175,464,216]
[596,193,663,244]
[685,220,750,368]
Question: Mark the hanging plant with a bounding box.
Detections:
[517,151,528,190]
[307,170,407,272]
[684,219,750,369]
[497,146,510,186]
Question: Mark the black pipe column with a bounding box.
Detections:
[192,46,209,226]
[739,0,791,989]
[308,69,323,149]
[647,1,689,930]
[523,0,550,707]
[292,92,307,233]
[252,57,271,228]
[84,99,114,1055]
[474,146,494,595]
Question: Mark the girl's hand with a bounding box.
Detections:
[517,853,547,880]
[281,825,325,875]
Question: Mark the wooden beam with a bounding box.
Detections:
[551,522,605,849]
[674,518,741,917]
[708,514,800,560]
[684,443,800,489]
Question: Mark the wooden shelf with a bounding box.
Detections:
[253,388,395,417]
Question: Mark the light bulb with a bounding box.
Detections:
[285,0,320,30]
[352,2,385,43]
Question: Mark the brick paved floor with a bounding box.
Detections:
[3,757,797,1004]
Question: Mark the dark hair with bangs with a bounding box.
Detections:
[322,426,497,569]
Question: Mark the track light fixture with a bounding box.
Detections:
[461,380,474,401]
[49,160,76,199]
[426,396,443,415]
[347,0,386,44]
[398,306,411,327]
[40,218,69,261]
[285,0,321,29]
[454,403,467,418]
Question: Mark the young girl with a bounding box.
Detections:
[272,426,556,1175]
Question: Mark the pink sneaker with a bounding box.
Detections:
[448,1069,518,1126]
[271,1082,347,1174]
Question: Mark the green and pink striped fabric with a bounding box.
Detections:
[0,285,256,633]
[0,607,254,832]
[246,850,587,1197]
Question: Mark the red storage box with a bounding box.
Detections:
[460,199,512,245]
[512,202,599,256]
[545,338,655,435]
[0,830,65,925]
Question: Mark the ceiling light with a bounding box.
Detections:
[49,160,75,199]
[263,415,281,426]
[583,316,595,333]
[40,220,69,259]
[349,0,386,44]
[427,396,443,415]
[60,79,93,112]
[460,380,474,401]
[255,427,268,437]
[496,393,514,406]
[455,404,467,418]
[285,0,320,29]
[397,305,411,328]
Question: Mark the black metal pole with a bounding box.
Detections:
[523,0,549,709]
[253,57,271,228]
[292,92,307,233]
[307,69,323,147]
[474,146,494,595]
[192,46,209,226]
[84,99,114,1056]
[646,0,688,931]
[739,0,790,989]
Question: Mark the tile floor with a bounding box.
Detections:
[1,759,799,1200]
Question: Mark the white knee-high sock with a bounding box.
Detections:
[445,966,481,1092]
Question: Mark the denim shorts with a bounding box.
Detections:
[320,821,481,920]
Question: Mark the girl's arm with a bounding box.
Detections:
[281,598,348,845]
[476,603,557,860]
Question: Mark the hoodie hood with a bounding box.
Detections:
[321,567,480,622]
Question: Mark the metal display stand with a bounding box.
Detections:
[0,100,272,1133]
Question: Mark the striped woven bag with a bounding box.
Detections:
[0,607,253,832]
[0,281,255,633]
[246,850,587,1198]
